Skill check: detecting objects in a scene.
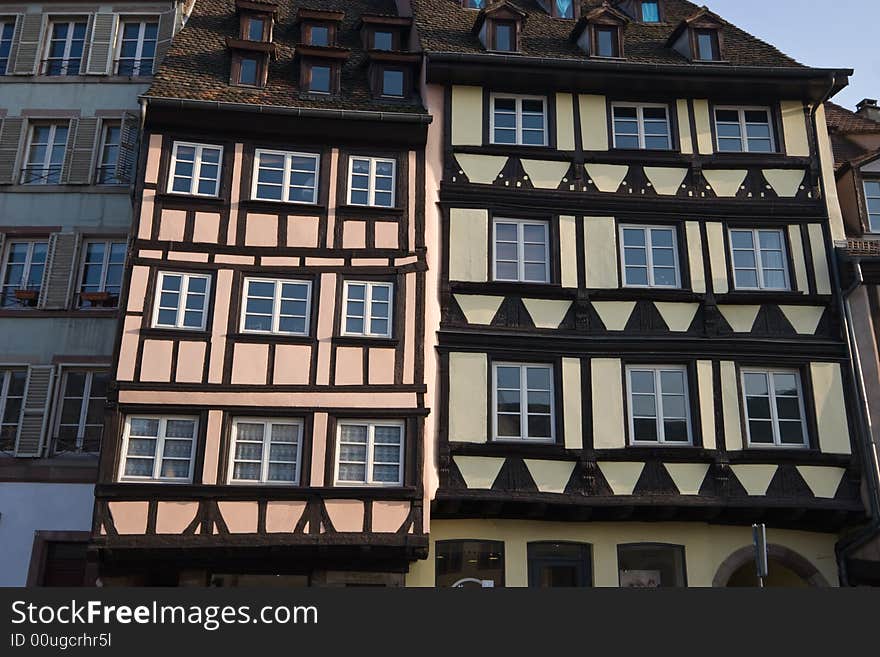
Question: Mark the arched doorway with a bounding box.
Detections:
[712,544,831,587]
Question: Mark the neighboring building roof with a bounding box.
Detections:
[410,0,803,68]
[146,0,427,114]
[824,102,880,170]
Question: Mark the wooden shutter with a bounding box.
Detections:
[62,118,98,184]
[115,112,140,184]
[153,9,176,73]
[78,15,94,75]
[0,118,25,184]
[85,12,116,75]
[14,365,55,457]
[10,13,43,75]
[38,232,81,309]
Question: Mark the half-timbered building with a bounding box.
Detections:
[91,0,432,586]
[404,0,865,587]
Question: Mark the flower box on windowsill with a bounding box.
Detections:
[13,289,38,306]
[80,291,117,308]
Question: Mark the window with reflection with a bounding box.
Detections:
[528,543,592,587]
[618,544,686,587]
[436,540,505,587]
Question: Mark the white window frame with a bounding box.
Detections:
[118,415,198,483]
[151,271,211,331]
[114,17,159,76]
[333,420,405,487]
[864,180,880,233]
[95,120,121,184]
[76,239,127,306]
[619,224,681,288]
[52,368,109,453]
[0,18,16,74]
[251,149,320,204]
[1,240,49,303]
[342,280,394,338]
[43,19,88,75]
[492,218,551,283]
[21,121,69,184]
[490,94,548,146]
[714,106,775,153]
[611,102,671,150]
[240,277,312,336]
[728,228,789,291]
[347,156,396,208]
[167,141,223,197]
[0,368,26,447]
[227,418,303,485]
[492,362,556,443]
[741,369,809,448]
[625,365,693,446]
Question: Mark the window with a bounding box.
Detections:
[236,56,259,86]
[729,229,788,290]
[381,68,405,97]
[694,29,720,61]
[229,418,302,485]
[168,142,223,197]
[491,95,547,146]
[22,122,69,185]
[0,19,15,74]
[96,122,121,184]
[152,272,211,330]
[115,19,158,76]
[347,157,395,207]
[620,225,679,288]
[640,1,660,22]
[307,25,330,46]
[307,64,331,94]
[246,17,265,41]
[77,240,126,307]
[612,104,671,150]
[241,278,311,335]
[436,540,504,588]
[0,369,26,450]
[1,240,48,307]
[462,0,486,8]
[374,30,393,51]
[595,26,619,57]
[493,362,554,442]
[343,281,393,338]
[252,149,319,203]
[492,22,515,52]
[551,0,574,19]
[119,416,197,482]
[742,369,808,448]
[493,218,550,283]
[43,20,87,75]
[618,544,686,587]
[864,181,880,232]
[714,107,774,153]
[54,370,108,454]
[334,421,404,486]
[528,543,592,587]
[626,366,691,444]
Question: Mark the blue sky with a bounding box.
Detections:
[709,0,879,110]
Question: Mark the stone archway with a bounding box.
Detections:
[712,544,832,587]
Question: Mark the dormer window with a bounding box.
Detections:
[695,29,720,61]
[235,0,276,43]
[358,15,410,52]
[296,8,343,47]
[462,0,485,8]
[572,5,628,58]
[374,30,393,50]
[306,23,331,46]
[307,64,332,94]
[640,1,660,22]
[245,16,266,41]
[551,0,574,19]
[493,22,515,52]
[474,2,526,53]
[595,26,619,57]
[666,7,725,63]
[234,55,260,86]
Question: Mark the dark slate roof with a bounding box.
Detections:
[410,0,803,68]
[147,0,426,113]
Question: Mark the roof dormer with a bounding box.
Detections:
[227,0,278,88]
[357,14,413,52]
[296,7,344,47]
[571,3,629,59]
[537,0,578,20]
[235,0,277,43]
[666,7,726,63]
[472,2,527,53]
[615,0,663,23]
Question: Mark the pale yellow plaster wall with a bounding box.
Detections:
[705,222,728,294]
[559,215,578,288]
[522,298,571,329]
[584,217,618,289]
[696,360,716,449]
[555,93,576,151]
[721,361,744,450]
[454,294,504,325]
[787,225,809,293]
[780,101,810,157]
[704,169,747,198]
[449,208,488,282]
[676,99,693,154]
[407,520,839,587]
[815,104,846,241]
[520,159,570,189]
[685,221,705,293]
[591,358,625,449]
[692,99,713,154]
[455,153,508,185]
[562,357,582,449]
[810,362,852,455]
[579,94,608,151]
[451,85,483,146]
[449,352,488,443]
[808,223,832,295]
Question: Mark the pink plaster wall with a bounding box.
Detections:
[372,501,411,533]
[287,216,319,247]
[325,148,339,249]
[168,251,209,263]
[175,341,206,383]
[403,271,416,385]
[126,266,149,313]
[273,344,312,385]
[407,150,417,250]
[137,191,155,240]
[156,502,199,534]
[208,270,233,384]
[193,212,221,243]
[109,501,149,534]
[226,144,243,245]
[324,500,364,533]
[368,348,395,385]
[305,257,345,266]
[231,343,269,385]
[144,134,162,184]
[116,316,141,381]
[140,340,173,382]
[310,412,328,487]
[342,221,366,248]
[218,501,258,534]
[261,256,301,267]
[118,390,419,408]
[375,221,399,249]
[335,346,363,385]
[202,409,223,485]
[315,273,336,385]
[351,258,388,266]
[266,501,307,533]
[245,213,278,247]
[214,254,255,265]
[158,209,186,241]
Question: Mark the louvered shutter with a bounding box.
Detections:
[62,118,98,184]
[14,365,55,457]
[3,15,22,75]
[115,112,140,185]
[85,12,116,75]
[0,118,24,184]
[153,9,176,73]
[10,13,43,75]
[38,232,81,309]
[78,14,94,75]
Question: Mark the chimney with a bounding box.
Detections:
[856,98,880,123]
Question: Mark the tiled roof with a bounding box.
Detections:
[825,102,880,135]
[410,0,803,68]
[147,0,427,114]
[840,238,880,258]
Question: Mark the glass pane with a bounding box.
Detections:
[660,370,684,394]
[632,394,656,417]
[663,420,689,442]
[626,267,649,286]
[747,396,772,419]
[129,418,159,437]
[127,437,156,456]
[268,463,297,481]
[496,366,520,389]
[497,413,520,437]
[629,371,654,394]
[338,463,366,482]
[161,459,190,478]
[234,462,260,480]
[165,419,195,438]
[633,418,658,441]
[163,439,192,458]
[497,389,520,413]
[340,424,368,443]
[748,421,774,443]
[527,415,552,439]
[779,421,805,445]
[526,367,551,391]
